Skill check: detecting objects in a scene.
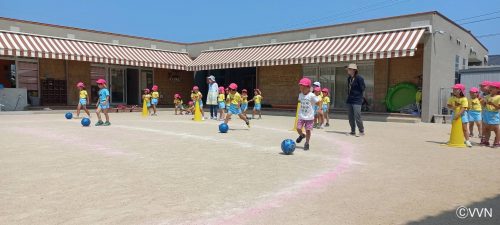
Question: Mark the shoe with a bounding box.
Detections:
[296,134,305,143]
[246,121,250,128]
[320,125,325,129]
[325,123,330,127]
[492,143,500,148]
[202,117,205,121]
[103,121,111,126]
[348,132,356,136]
[95,120,104,126]
[304,142,310,151]
[465,140,472,147]
[355,133,360,137]
[480,141,490,147]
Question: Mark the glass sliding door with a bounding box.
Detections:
[140,69,154,90]
[109,68,125,104]
[319,65,335,109]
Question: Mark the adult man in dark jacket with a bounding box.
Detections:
[346,64,365,136]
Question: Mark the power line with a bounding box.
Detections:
[476,32,500,38]
[460,16,500,25]
[455,10,500,22]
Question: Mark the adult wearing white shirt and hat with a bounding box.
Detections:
[206,75,219,120]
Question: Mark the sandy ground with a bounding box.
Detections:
[0,111,499,225]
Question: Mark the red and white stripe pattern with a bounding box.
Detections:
[0,31,192,70]
[190,28,426,71]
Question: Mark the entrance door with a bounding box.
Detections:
[110,68,126,104]
[126,68,139,105]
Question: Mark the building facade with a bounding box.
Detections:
[0,11,488,122]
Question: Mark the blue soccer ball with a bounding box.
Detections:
[81,118,91,127]
[65,112,73,119]
[281,139,296,155]
[219,123,229,133]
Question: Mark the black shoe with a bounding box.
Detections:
[296,134,306,143]
[348,132,356,136]
[246,121,250,128]
[325,123,330,127]
[304,143,309,151]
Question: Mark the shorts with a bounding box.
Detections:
[98,102,109,110]
[314,105,319,115]
[175,105,184,110]
[228,104,242,115]
[451,111,469,123]
[146,101,151,107]
[79,98,87,106]
[468,110,482,122]
[254,103,261,111]
[218,101,226,109]
[297,119,314,131]
[483,111,500,125]
[322,104,328,112]
[241,103,248,112]
[151,98,158,105]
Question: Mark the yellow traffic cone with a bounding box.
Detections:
[142,100,148,117]
[448,107,466,148]
[291,102,304,131]
[194,101,202,121]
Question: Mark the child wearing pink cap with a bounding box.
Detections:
[248,89,263,119]
[217,87,226,121]
[224,83,250,128]
[296,78,320,150]
[191,86,205,120]
[95,79,111,126]
[142,88,152,116]
[151,85,159,116]
[313,87,324,129]
[482,82,500,147]
[76,82,91,118]
[322,88,331,127]
[468,87,482,138]
[479,81,491,143]
[174,94,183,115]
[447,83,471,147]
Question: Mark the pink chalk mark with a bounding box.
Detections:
[190,135,355,225]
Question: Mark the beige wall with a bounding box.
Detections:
[67,61,91,105]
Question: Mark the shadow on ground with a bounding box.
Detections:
[406,194,500,225]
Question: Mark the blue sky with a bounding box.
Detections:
[1,0,499,54]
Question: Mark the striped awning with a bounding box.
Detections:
[190,27,427,71]
[0,31,192,70]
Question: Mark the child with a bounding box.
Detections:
[481,82,500,147]
[218,87,226,121]
[142,88,152,115]
[296,78,319,150]
[174,94,183,115]
[95,79,111,126]
[76,82,91,118]
[313,87,324,129]
[241,89,249,118]
[151,85,159,116]
[468,87,482,138]
[479,80,491,141]
[248,89,263,119]
[322,88,331,127]
[183,101,195,115]
[447,84,471,147]
[191,86,205,120]
[224,83,250,128]
[225,88,231,114]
